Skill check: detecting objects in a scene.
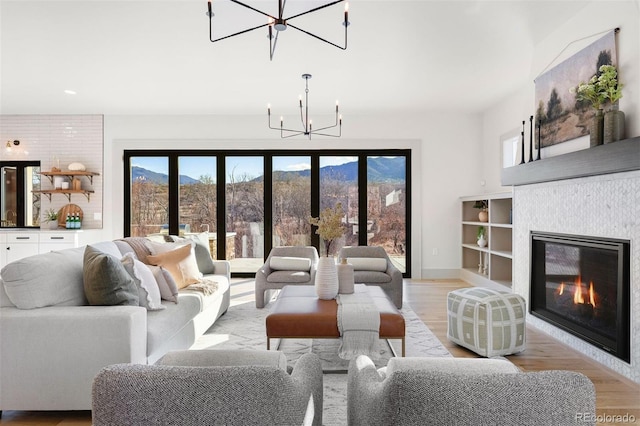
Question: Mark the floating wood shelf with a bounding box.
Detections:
[501,136,640,186]
[33,189,95,202]
[40,170,100,185]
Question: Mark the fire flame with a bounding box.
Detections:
[557,277,596,307]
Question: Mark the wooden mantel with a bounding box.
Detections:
[501,136,640,186]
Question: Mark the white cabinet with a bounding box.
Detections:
[4,232,40,266]
[459,192,513,289]
[39,232,79,253]
[0,231,81,269]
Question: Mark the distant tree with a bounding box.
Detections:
[536,100,547,124]
[596,50,612,76]
[546,88,563,121]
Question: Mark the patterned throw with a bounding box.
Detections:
[336,284,380,360]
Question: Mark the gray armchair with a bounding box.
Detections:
[347,355,596,426]
[255,246,319,308]
[338,246,403,308]
[92,350,323,426]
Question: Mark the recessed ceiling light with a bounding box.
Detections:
[64,90,77,95]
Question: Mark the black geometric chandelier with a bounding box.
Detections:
[206,0,350,61]
[268,73,342,139]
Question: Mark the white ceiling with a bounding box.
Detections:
[0,0,590,116]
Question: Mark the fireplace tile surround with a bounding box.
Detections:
[513,169,639,383]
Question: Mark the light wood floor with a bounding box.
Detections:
[2,279,639,425]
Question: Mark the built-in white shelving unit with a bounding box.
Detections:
[460,192,513,290]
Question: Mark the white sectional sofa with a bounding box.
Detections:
[0,239,230,412]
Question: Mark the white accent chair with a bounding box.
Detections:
[255,246,319,308]
[338,246,403,308]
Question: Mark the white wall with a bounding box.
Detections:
[481,0,640,192]
[102,111,483,278]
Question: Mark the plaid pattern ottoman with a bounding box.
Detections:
[447,287,526,357]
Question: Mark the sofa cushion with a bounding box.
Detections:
[353,270,391,283]
[267,270,311,283]
[83,245,139,306]
[146,292,202,358]
[270,256,311,271]
[347,257,387,272]
[169,233,216,275]
[147,265,180,303]
[146,242,203,289]
[1,246,87,309]
[121,253,165,311]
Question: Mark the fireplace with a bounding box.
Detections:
[530,231,630,362]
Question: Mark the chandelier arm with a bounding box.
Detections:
[284,0,344,21]
[287,23,347,50]
[309,131,341,137]
[229,0,274,20]
[280,131,306,139]
[310,123,339,133]
[210,22,270,43]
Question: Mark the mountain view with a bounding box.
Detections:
[132,156,405,184]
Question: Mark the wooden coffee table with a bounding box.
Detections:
[266,285,406,356]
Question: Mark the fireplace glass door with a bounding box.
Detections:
[530,232,630,362]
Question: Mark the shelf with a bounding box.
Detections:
[490,223,513,229]
[501,136,640,186]
[33,189,95,202]
[462,243,489,252]
[40,170,100,185]
[460,192,513,290]
[491,249,513,259]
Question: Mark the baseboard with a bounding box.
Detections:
[420,268,460,279]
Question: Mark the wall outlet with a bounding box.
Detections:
[432,248,438,256]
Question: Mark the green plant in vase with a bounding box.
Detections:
[44,208,59,229]
[477,226,487,248]
[598,64,625,143]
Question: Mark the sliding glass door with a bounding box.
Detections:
[125,149,411,277]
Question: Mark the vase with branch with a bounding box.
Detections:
[309,203,345,299]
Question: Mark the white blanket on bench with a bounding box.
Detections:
[337,284,380,360]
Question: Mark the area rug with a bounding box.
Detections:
[191,299,451,425]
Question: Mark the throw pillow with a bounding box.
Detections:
[169,234,216,274]
[346,257,388,272]
[121,253,165,311]
[270,256,311,271]
[147,264,179,303]
[146,243,202,289]
[83,245,139,306]
[1,247,87,309]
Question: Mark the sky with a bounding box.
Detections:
[131,155,357,182]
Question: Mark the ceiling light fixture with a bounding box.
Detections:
[268,74,341,139]
[206,0,349,61]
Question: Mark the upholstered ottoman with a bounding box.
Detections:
[447,287,526,357]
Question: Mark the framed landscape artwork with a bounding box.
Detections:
[534,30,617,148]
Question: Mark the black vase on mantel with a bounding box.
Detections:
[590,109,604,147]
[604,104,625,144]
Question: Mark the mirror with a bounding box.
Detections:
[1,161,41,228]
